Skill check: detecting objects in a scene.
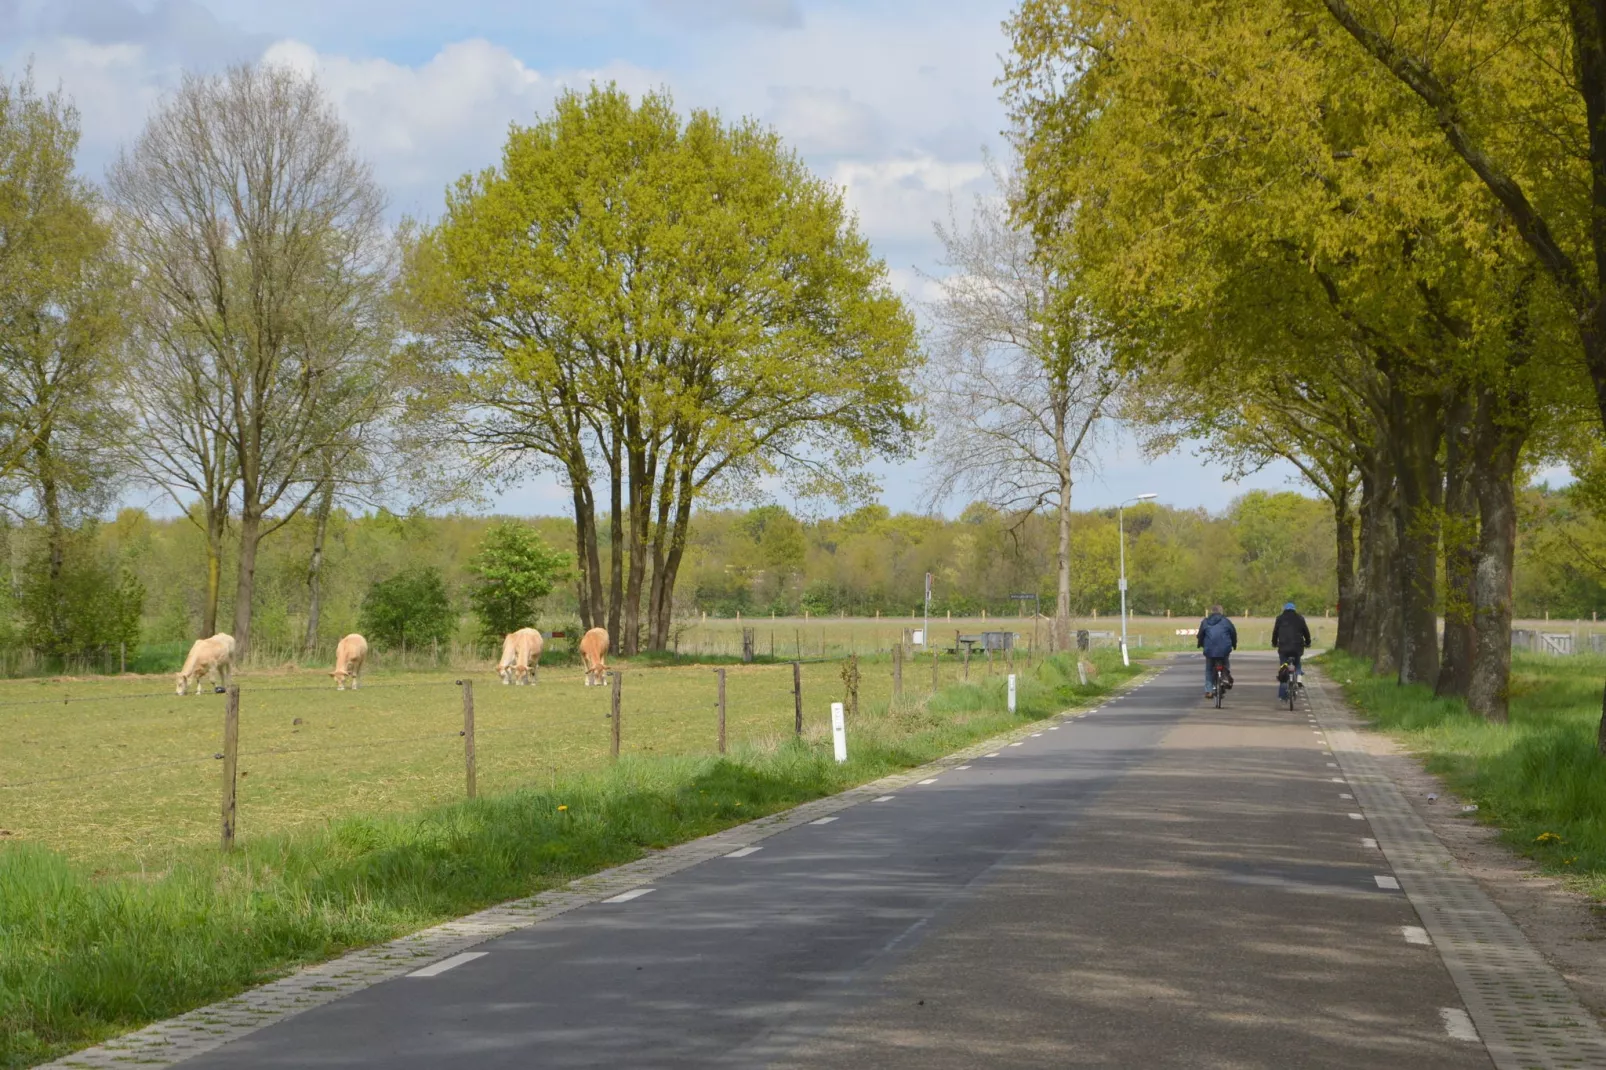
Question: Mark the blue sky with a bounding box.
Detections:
[2,0,1310,518]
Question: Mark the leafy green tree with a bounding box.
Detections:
[358,567,455,649]
[18,537,143,662]
[0,70,127,589]
[465,524,570,639]
[404,84,921,654]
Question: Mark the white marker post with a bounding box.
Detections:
[1007,673,1017,713]
[830,702,848,763]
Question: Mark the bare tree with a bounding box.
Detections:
[118,298,236,635]
[110,63,396,655]
[923,161,1122,650]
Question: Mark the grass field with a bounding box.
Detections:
[1324,649,1606,902]
[0,647,1143,1068]
[0,650,1052,869]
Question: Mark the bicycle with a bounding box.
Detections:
[1278,655,1304,711]
[1209,656,1231,708]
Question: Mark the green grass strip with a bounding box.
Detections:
[1322,650,1606,904]
[0,650,1142,1069]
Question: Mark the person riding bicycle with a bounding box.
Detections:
[1197,604,1237,698]
[1272,601,1311,700]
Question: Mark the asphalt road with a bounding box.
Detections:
[182,653,1490,1069]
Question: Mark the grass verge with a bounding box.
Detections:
[1322,650,1606,903]
[0,649,1142,1069]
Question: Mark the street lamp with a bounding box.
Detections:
[1118,494,1158,666]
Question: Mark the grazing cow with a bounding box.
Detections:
[497,628,544,685]
[580,627,610,687]
[176,634,235,696]
[330,633,368,690]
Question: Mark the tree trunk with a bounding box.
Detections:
[1361,461,1402,675]
[1053,401,1073,654]
[570,476,604,631]
[203,506,225,637]
[607,435,623,643]
[1390,382,1443,686]
[38,470,64,584]
[303,478,334,655]
[1333,481,1357,653]
[1467,392,1523,722]
[232,507,263,656]
[621,434,656,657]
[1436,391,1476,698]
[650,461,697,650]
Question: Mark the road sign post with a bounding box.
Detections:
[830,701,848,763]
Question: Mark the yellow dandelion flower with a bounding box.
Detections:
[557,805,568,812]
[1536,832,1562,844]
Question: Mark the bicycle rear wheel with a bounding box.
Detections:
[1214,666,1224,709]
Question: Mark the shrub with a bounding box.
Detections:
[359,567,456,648]
[465,523,570,638]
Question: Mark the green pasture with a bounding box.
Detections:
[1324,650,1606,901]
[0,652,1038,869]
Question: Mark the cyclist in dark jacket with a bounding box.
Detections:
[1272,602,1311,700]
[1197,604,1237,697]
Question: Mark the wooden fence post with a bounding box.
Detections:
[119,641,126,674]
[610,671,622,759]
[963,645,971,680]
[461,680,477,800]
[932,648,939,692]
[715,668,727,754]
[893,641,903,699]
[792,660,803,737]
[220,686,240,851]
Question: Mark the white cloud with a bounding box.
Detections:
[764,84,880,155]
[832,156,989,244]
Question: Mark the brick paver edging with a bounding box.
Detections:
[1308,666,1606,1069]
[42,663,1155,1069]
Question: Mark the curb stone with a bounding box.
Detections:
[41,662,1154,1069]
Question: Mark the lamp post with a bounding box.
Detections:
[1118,494,1158,666]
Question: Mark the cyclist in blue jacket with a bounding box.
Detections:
[1197,604,1238,697]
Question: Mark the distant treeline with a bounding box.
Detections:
[1,484,1595,667]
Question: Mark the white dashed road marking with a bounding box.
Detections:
[1008,742,1024,747]
[1340,793,1354,800]
[1331,777,1345,783]
[918,778,939,785]
[1402,926,1431,946]
[984,752,1000,758]
[407,952,486,978]
[1362,837,1378,849]
[1440,1007,1481,1043]
[1348,813,1366,821]
[1375,875,1400,890]
[809,817,838,826]
[955,765,972,770]
[602,888,655,904]
[724,847,762,858]
[872,795,895,803]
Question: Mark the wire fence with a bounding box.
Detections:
[0,648,1035,860]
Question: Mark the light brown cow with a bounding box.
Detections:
[176,633,235,696]
[330,633,368,690]
[497,628,544,685]
[580,627,610,687]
